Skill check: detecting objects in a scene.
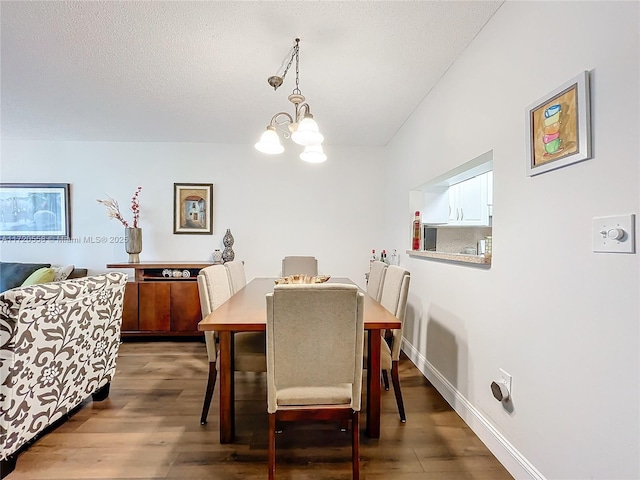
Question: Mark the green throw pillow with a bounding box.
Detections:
[21,267,56,286]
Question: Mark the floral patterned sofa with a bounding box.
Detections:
[0,272,127,477]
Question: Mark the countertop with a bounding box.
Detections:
[406,250,491,266]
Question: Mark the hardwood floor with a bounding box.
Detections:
[7,341,513,480]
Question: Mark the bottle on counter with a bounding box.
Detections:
[381,249,387,264]
[412,211,422,250]
[370,249,376,265]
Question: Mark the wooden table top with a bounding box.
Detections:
[198,277,401,331]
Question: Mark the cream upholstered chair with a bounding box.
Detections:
[266,283,364,480]
[225,259,247,293]
[366,260,388,301]
[197,263,266,425]
[378,265,411,422]
[281,256,318,276]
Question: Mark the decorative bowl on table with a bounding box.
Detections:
[274,274,331,285]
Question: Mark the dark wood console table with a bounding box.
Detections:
[106,261,212,337]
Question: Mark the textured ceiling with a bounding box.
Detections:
[1,1,503,146]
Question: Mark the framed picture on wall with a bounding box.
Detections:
[173,183,214,234]
[525,70,592,177]
[0,183,71,239]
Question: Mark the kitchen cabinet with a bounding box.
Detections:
[410,150,493,228]
[106,262,212,337]
[447,172,490,226]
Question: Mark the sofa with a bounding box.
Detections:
[0,272,127,477]
[0,262,88,293]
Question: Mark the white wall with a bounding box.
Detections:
[0,141,387,287]
[385,2,639,479]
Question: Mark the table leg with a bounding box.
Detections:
[218,331,235,443]
[366,328,381,438]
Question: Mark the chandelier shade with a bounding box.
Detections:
[255,38,326,162]
[291,115,324,146]
[299,144,327,163]
[255,126,284,154]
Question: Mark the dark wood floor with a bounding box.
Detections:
[8,341,513,480]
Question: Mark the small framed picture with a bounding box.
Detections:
[173,183,214,234]
[525,71,592,177]
[0,183,71,239]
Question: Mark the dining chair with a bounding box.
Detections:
[378,265,411,422]
[224,259,247,293]
[266,283,364,480]
[197,264,266,425]
[281,256,318,276]
[366,260,388,302]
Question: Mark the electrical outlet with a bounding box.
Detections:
[499,368,512,395]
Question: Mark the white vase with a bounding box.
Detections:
[212,249,223,264]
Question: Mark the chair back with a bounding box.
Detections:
[366,261,388,301]
[197,265,232,316]
[224,260,246,294]
[266,283,364,414]
[197,265,232,362]
[281,256,318,276]
[379,265,411,361]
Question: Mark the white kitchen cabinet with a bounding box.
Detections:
[447,172,490,226]
[410,150,493,228]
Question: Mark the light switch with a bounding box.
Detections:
[593,214,636,253]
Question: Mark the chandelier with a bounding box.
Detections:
[254,38,327,163]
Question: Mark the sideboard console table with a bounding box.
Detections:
[106,261,212,337]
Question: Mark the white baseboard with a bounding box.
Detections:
[401,339,546,480]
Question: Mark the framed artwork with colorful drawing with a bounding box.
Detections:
[525,71,592,176]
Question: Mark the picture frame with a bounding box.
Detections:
[525,70,592,177]
[0,183,71,239]
[173,183,214,234]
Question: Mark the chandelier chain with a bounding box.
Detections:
[293,42,300,95]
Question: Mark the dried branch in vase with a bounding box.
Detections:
[97,186,142,228]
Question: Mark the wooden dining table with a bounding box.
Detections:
[198,277,401,443]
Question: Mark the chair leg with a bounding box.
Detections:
[381,369,390,390]
[352,410,360,480]
[390,361,406,422]
[268,413,276,480]
[200,361,217,425]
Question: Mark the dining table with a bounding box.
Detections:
[198,277,401,443]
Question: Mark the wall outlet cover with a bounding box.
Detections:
[593,214,636,253]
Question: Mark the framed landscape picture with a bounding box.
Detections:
[525,70,592,177]
[173,183,214,234]
[0,183,71,239]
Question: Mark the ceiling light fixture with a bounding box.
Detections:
[255,38,327,163]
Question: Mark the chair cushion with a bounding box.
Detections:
[21,267,56,286]
[380,338,392,370]
[363,335,394,370]
[234,332,267,372]
[276,384,352,406]
[0,262,51,292]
